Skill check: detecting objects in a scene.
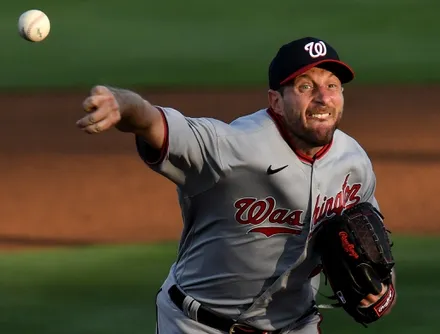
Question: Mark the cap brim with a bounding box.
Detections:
[280,59,355,86]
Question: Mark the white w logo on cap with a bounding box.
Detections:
[304,41,327,58]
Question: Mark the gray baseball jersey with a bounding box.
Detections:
[136,107,379,333]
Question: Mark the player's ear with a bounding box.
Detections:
[268,89,283,114]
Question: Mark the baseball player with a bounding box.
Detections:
[76,37,396,333]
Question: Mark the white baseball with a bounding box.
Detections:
[18,9,51,42]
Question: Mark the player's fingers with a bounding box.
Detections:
[90,85,112,96]
[76,113,98,128]
[360,283,387,307]
[81,115,120,134]
[76,105,118,128]
[359,296,375,307]
[82,95,112,113]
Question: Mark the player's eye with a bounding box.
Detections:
[328,83,340,90]
[299,83,313,91]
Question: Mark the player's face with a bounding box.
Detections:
[271,67,344,147]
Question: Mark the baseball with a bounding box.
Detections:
[18,9,51,42]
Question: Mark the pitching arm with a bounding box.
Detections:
[78,85,165,151]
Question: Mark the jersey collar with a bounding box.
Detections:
[266,108,332,164]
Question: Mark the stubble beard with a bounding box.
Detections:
[284,108,342,148]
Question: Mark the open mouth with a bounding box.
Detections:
[307,112,331,120]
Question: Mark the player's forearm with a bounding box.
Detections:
[108,87,155,131]
[108,87,165,149]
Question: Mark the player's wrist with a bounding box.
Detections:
[107,87,151,131]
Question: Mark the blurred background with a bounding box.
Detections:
[0,0,439,333]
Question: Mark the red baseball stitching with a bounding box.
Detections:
[26,12,46,41]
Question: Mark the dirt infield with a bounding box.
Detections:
[1,85,439,248]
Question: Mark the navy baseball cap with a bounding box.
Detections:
[269,37,355,90]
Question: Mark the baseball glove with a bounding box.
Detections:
[315,202,396,326]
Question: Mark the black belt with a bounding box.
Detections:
[168,284,281,334]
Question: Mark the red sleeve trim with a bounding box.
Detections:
[317,313,323,334]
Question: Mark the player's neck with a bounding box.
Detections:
[284,127,325,159]
[268,109,328,159]
[292,141,324,159]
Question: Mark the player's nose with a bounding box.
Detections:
[313,88,333,106]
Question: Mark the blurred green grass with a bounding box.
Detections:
[1,0,440,89]
[0,243,177,334]
[0,236,437,333]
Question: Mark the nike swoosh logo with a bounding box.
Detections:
[267,165,288,175]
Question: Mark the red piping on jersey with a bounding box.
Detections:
[317,313,323,334]
[266,108,332,164]
[145,107,169,165]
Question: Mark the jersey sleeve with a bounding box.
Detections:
[135,107,224,195]
[361,154,380,210]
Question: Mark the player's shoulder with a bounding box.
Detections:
[211,108,275,137]
[158,106,275,141]
[333,130,372,163]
